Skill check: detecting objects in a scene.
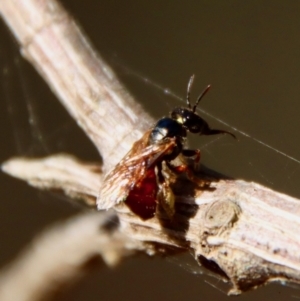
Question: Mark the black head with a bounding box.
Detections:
[171,75,236,139]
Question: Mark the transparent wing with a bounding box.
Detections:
[97,131,176,210]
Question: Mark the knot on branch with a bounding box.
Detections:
[199,199,241,254]
[204,199,240,232]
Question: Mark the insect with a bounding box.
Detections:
[97,75,236,220]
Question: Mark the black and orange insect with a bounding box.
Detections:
[97,76,235,220]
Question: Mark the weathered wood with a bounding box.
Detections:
[1,0,300,298]
[0,0,152,173]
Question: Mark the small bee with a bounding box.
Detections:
[97,76,236,220]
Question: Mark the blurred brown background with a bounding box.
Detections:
[1,0,300,300]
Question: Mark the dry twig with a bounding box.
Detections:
[0,211,141,301]
[1,0,300,299]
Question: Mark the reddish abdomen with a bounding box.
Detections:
[125,168,158,219]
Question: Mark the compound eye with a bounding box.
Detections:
[171,108,186,124]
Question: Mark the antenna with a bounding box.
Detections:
[186,75,195,109]
[193,84,211,113]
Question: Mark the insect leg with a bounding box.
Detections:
[182,149,201,170]
[167,149,201,173]
[155,161,175,218]
[166,152,209,188]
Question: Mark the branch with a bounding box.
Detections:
[0,211,140,301]
[0,0,153,173]
[1,0,300,298]
[3,154,300,295]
